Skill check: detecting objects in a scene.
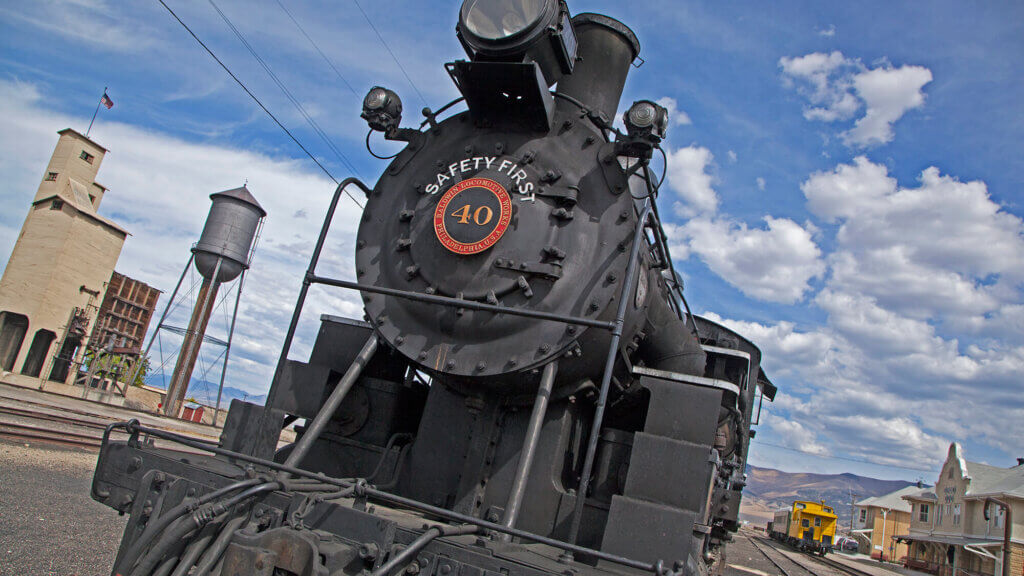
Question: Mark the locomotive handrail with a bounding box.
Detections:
[309,275,617,330]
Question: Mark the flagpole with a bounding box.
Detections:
[86,86,107,137]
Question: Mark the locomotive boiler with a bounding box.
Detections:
[90,1,777,575]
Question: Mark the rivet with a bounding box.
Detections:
[567,326,577,335]
[476,362,486,371]
[425,286,435,295]
[446,359,456,369]
[509,357,517,367]
[588,301,600,312]
[607,272,617,283]
[418,351,428,360]
[357,268,365,277]
[464,145,473,155]
[395,336,404,345]
[539,345,550,354]
[495,142,505,153]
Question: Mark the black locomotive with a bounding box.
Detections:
[90,2,776,575]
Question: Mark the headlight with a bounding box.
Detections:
[461,0,546,41]
[457,0,576,85]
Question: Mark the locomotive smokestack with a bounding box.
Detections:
[555,13,640,122]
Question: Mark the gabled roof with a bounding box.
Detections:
[964,460,1024,499]
[857,485,926,513]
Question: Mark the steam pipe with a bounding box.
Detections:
[371,525,479,576]
[499,361,558,540]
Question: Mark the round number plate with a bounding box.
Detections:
[434,177,512,255]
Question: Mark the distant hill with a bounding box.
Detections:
[739,465,918,529]
[144,375,266,408]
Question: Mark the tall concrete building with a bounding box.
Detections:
[0,128,128,386]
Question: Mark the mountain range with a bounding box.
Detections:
[143,375,266,408]
[739,465,918,529]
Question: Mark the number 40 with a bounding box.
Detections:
[450,204,493,225]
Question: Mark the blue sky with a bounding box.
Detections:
[1,0,1022,481]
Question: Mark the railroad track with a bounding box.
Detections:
[0,402,213,452]
[747,533,817,576]
[748,534,877,576]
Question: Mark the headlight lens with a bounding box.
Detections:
[461,0,546,40]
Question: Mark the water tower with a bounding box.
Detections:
[162,186,265,418]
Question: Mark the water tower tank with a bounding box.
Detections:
[193,186,266,283]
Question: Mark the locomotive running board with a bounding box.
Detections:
[630,365,741,397]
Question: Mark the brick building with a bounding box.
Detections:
[88,272,160,353]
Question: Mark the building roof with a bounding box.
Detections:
[33,178,128,236]
[857,485,928,513]
[963,460,1024,499]
[57,127,109,153]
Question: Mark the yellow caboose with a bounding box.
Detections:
[768,500,838,555]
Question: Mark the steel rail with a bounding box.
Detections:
[747,534,804,576]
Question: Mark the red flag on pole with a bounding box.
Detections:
[101,92,114,109]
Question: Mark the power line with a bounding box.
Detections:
[155,0,365,209]
[350,0,428,109]
[749,439,937,474]
[206,0,365,192]
[274,0,358,97]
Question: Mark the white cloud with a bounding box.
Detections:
[766,418,829,456]
[666,145,718,217]
[756,176,766,191]
[803,157,1024,320]
[779,51,860,122]
[682,216,824,303]
[727,150,737,163]
[779,52,932,147]
[844,64,932,147]
[818,25,836,38]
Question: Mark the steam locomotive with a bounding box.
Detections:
[90,1,777,575]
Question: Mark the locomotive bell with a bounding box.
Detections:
[192,186,266,283]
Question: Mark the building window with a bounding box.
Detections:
[89,194,96,205]
[801,519,810,528]
[50,199,64,211]
[937,505,943,524]
[79,150,94,164]
[919,504,929,522]
[859,509,867,523]
[953,504,961,526]
[995,508,1004,529]
[815,517,822,527]
[44,171,58,181]
[948,468,953,479]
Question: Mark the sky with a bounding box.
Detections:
[1,0,1022,482]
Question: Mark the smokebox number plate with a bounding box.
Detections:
[434,177,512,255]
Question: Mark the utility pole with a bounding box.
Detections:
[849,490,858,535]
